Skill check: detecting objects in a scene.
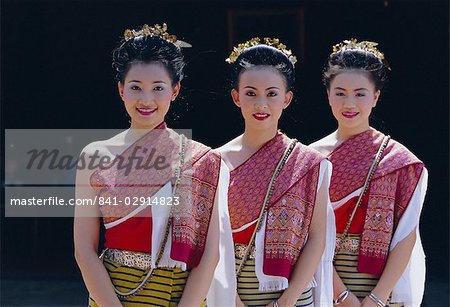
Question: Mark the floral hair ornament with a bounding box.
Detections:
[331,38,385,60]
[123,23,192,48]
[226,37,297,65]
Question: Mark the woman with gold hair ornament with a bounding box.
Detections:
[310,39,428,307]
[215,38,336,307]
[74,23,230,306]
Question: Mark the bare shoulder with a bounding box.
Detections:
[77,130,131,179]
[81,140,109,158]
[216,136,242,158]
[80,130,130,157]
[309,132,339,156]
[215,135,245,170]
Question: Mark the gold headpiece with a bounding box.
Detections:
[331,38,384,60]
[123,23,191,48]
[226,37,297,65]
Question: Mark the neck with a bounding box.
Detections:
[336,124,371,142]
[127,122,165,141]
[242,125,279,151]
[130,121,165,131]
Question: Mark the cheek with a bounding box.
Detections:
[273,99,287,111]
[328,95,340,105]
[121,94,133,105]
[156,92,173,108]
[123,89,138,100]
[162,89,175,99]
[360,98,375,111]
[328,100,343,117]
[328,98,341,110]
[238,96,252,108]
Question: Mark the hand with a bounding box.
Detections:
[236,294,246,307]
[275,287,302,307]
[273,296,297,307]
[361,295,385,307]
[264,300,291,307]
[338,291,361,307]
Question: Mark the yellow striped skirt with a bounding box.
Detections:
[89,255,189,307]
[334,234,403,307]
[235,245,313,307]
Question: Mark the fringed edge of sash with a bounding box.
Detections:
[306,277,317,289]
[258,279,289,292]
[157,253,187,271]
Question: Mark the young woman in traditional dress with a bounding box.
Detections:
[74,23,228,307]
[217,38,335,307]
[310,39,428,307]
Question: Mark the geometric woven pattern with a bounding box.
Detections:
[228,133,325,278]
[329,128,423,202]
[90,126,221,268]
[171,146,221,268]
[91,127,177,223]
[329,128,424,276]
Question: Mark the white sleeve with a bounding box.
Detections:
[206,160,237,306]
[390,168,428,307]
[312,159,336,306]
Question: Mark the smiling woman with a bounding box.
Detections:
[230,66,292,132]
[310,39,428,307]
[327,70,380,136]
[74,23,228,307]
[216,38,335,307]
[117,63,179,130]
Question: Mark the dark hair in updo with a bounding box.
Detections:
[230,45,295,92]
[112,34,185,86]
[322,49,389,92]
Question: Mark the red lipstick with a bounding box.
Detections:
[252,113,270,121]
[137,108,156,116]
[342,111,359,119]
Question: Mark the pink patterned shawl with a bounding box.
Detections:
[90,124,221,268]
[329,128,424,276]
[228,132,325,279]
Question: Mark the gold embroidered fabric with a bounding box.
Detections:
[336,233,360,254]
[235,243,256,260]
[104,249,151,270]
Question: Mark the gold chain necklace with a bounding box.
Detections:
[236,139,298,277]
[100,134,186,298]
[334,135,390,255]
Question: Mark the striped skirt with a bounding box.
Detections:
[334,234,403,307]
[235,246,314,307]
[89,255,189,307]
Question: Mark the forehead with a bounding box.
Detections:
[125,62,171,82]
[331,70,375,90]
[238,66,286,88]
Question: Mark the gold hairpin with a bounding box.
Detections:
[331,38,384,60]
[226,37,297,65]
[123,23,191,48]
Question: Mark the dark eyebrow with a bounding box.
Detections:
[266,87,280,90]
[244,86,257,90]
[127,80,167,84]
[334,87,369,91]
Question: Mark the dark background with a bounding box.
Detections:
[1,0,448,305]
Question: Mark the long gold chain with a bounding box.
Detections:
[236,139,298,277]
[334,135,390,256]
[101,134,186,298]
